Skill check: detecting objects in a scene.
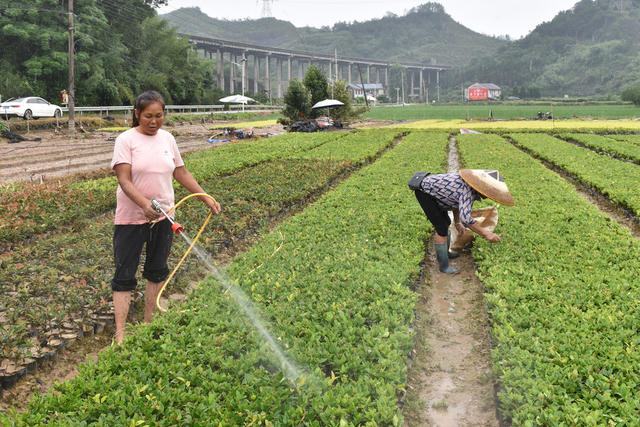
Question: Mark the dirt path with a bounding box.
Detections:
[404,248,499,426]
[403,136,500,426]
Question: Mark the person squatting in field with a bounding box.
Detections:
[110,90,221,345]
[411,169,514,274]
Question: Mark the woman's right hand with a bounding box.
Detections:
[484,231,501,243]
[143,200,162,222]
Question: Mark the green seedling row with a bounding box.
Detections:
[508,133,640,217]
[182,131,347,182]
[609,134,640,145]
[557,133,640,164]
[458,134,640,424]
[7,131,449,425]
[293,129,404,162]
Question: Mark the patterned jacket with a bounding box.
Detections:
[419,172,481,226]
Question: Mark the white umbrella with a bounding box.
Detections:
[312,99,345,125]
[219,94,255,104]
[311,99,344,110]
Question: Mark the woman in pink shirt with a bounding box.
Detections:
[110,91,221,345]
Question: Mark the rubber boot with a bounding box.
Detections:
[435,242,458,274]
[447,232,460,259]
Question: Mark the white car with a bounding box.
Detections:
[0,97,63,120]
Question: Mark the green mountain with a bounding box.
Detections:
[161,4,506,67]
[163,0,640,98]
[454,0,640,97]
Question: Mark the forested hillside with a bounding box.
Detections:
[161,4,506,67]
[451,0,640,97]
[0,0,223,105]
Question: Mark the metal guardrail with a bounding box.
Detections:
[60,104,281,115]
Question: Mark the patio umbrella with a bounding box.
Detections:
[311,99,344,110]
[311,99,345,121]
[219,94,255,104]
[219,94,255,112]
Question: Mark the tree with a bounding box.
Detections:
[281,79,311,122]
[622,86,640,105]
[0,0,219,106]
[329,79,352,121]
[0,0,131,104]
[303,65,329,117]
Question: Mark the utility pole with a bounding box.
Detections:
[357,64,368,109]
[68,0,75,134]
[401,69,405,105]
[241,52,246,98]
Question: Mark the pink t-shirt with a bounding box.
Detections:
[111,128,184,225]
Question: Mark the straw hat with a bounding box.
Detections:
[459,169,514,206]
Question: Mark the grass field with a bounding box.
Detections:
[365,103,640,121]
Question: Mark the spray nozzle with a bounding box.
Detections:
[151,199,183,234]
[151,199,163,213]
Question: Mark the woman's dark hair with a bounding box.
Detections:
[132,91,165,127]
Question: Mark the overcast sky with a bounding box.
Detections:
[157,0,579,39]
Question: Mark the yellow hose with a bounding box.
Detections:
[154,192,218,312]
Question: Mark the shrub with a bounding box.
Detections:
[330,79,356,122]
[281,79,311,122]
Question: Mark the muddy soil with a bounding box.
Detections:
[403,246,499,426]
[0,330,112,414]
[0,121,285,185]
[350,119,394,128]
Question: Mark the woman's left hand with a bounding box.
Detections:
[455,222,466,236]
[204,197,222,215]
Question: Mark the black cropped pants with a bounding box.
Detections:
[414,190,451,237]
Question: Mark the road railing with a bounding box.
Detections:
[60,104,281,116]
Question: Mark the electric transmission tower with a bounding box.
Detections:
[258,0,275,18]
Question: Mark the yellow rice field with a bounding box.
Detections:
[211,119,279,129]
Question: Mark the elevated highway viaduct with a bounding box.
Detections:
[182,34,450,102]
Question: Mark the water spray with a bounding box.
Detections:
[150,193,303,384]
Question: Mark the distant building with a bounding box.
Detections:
[347,83,385,99]
[465,83,501,101]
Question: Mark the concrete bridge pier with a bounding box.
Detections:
[253,54,259,95]
[276,57,283,99]
[230,53,235,94]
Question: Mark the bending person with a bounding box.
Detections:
[412,169,514,274]
[110,90,221,345]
